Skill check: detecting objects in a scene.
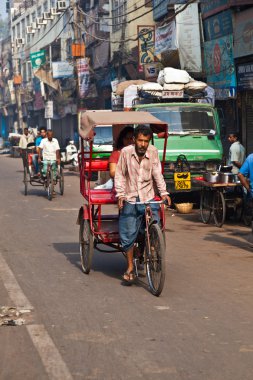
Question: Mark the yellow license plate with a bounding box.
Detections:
[174,172,191,190]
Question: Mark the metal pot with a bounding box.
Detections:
[218,172,236,184]
[203,171,219,183]
[218,165,233,173]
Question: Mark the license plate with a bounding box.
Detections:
[174,172,191,190]
[162,90,184,98]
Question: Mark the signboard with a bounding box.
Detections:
[203,9,233,41]
[76,58,90,98]
[44,101,53,119]
[52,62,73,79]
[153,0,188,21]
[237,63,253,91]
[143,62,161,80]
[155,21,177,55]
[200,0,228,20]
[30,50,46,69]
[204,34,236,96]
[234,8,253,58]
[138,26,155,70]
[175,3,202,72]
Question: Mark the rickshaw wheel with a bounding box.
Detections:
[146,223,166,297]
[24,167,28,196]
[79,219,93,274]
[213,190,226,227]
[59,166,64,195]
[200,188,212,224]
[47,167,54,201]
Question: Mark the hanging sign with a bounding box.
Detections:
[30,50,46,69]
[45,101,53,119]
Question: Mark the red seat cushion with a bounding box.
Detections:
[89,190,117,204]
[84,160,109,171]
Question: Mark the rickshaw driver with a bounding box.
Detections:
[115,124,171,284]
[38,130,61,181]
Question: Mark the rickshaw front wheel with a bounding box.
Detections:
[24,167,28,196]
[79,219,94,274]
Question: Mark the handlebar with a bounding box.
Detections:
[127,199,169,206]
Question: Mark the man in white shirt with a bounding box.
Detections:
[19,127,34,167]
[228,132,245,174]
[38,130,60,180]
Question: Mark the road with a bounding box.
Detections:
[0,155,253,380]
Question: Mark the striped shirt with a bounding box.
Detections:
[115,144,168,202]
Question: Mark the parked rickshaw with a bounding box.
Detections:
[76,111,169,296]
[23,142,64,200]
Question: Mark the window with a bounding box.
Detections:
[37,6,41,17]
[112,0,126,33]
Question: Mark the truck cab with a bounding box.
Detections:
[135,102,223,193]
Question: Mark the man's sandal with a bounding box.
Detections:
[122,270,136,284]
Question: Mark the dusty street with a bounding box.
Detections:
[0,155,253,380]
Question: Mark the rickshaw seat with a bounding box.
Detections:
[84,160,109,171]
[89,189,117,204]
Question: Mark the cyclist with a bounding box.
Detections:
[115,124,171,284]
[38,130,60,182]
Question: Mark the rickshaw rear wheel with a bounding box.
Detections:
[213,190,225,227]
[146,223,166,297]
[79,218,93,274]
[24,167,28,196]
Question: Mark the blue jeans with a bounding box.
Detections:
[119,198,160,252]
[42,160,57,180]
[32,154,39,174]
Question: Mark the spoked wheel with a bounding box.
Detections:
[200,188,212,224]
[79,218,94,274]
[59,166,64,195]
[146,223,166,297]
[23,167,28,196]
[47,167,54,201]
[213,190,226,227]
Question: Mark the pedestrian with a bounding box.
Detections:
[19,127,34,167]
[227,132,245,174]
[115,124,171,283]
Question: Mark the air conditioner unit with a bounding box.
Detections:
[16,38,25,46]
[57,1,67,11]
[51,7,61,16]
[31,22,37,29]
[43,12,53,20]
[26,25,35,34]
[37,17,47,25]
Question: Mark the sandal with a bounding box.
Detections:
[122,270,136,284]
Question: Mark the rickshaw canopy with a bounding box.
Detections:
[79,111,167,139]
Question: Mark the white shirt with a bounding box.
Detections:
[39,138,60,161]
[19,133,34,149]
[228,141,245,174]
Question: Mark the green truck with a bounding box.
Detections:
[135,102,223,193]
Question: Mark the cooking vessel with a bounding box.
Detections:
[218,172,236,184]
[203,171,219,183]
[218,165,233,173]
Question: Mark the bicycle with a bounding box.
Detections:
[41,161,64,201]
[130,199,167,297]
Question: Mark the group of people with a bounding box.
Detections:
[19,127,60,180]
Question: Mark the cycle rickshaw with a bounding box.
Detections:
[23,142,64,200]
[76,111,169,296]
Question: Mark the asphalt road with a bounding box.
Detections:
[0,155,253,380]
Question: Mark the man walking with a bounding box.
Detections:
[115,124,171,283]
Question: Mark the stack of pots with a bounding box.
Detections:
[203,166,237,184]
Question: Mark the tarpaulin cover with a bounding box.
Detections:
[79,111,167,139]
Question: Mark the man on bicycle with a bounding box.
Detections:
[115,124,171,284]
[38,130,60,181]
